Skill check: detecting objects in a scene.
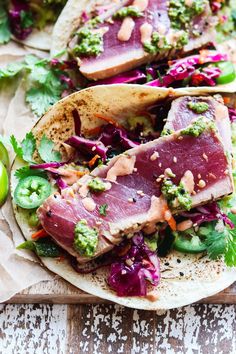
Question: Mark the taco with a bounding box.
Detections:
[50,0,236,91]
[1,0,68,50]
[10,85,236,310]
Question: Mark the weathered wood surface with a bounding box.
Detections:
[0,303,235,353]
[5,279,236,305]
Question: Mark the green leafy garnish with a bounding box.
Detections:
[38,135,61,163]
[0,55,69,117]
[99,203,108,216]
[10,132,36,163]
[0,5,11,44]
[204,216,236,267]
[14,166,47,181]
[17,238,61,258]
[20,10,34,29]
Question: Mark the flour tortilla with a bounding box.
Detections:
[14,25,53,51]
[50,0,236,92]
[11,85,236,310]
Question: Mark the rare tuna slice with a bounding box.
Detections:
[68,0,216,80]
[10,85,236,310]
[38,121,233,263]
[164,96,232,152]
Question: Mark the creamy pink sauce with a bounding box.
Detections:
[156,23,166,35]
[140,22,153,44]
[147,195,167,223]
[117,17,135,41]
[177,219,193,231]
[106,155,136,182]
[82,197,96,212]
[133,0,149,11]
[181,170,195,194]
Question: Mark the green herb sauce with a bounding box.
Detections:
[113,6,143,19]
[74,220,98,257]
[168,0,206,31]
[88,178,106,193]
[161,128,174,137]
[161,178,192,210]
[73,28,103,56]
[187,101,209,113]
[181,119,210,137]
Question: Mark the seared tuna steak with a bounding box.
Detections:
[71,0,216,80]
[164,96,232,152]
[38,123,233,263]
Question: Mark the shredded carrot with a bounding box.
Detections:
[31,229,48,240]
[86,126,102,136]
[95,114,124,129]
[223,97,231,105]
[88,154,100,168]
[163,205,177,231]
[167,214,177,231]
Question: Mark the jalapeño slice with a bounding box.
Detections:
[14,176,51,209]
[173,234,207,254]
[215,61,236,85]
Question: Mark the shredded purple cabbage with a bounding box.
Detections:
[228,108,236,123]
[56,177,68,190]
[89,70,146,86]
[181,202,234,229]
[108,234,160,297]
[30,162,66,170]
[146,51,226,88]
[66,136,108,162]
[99,124,140,150]
[9,0,33,40]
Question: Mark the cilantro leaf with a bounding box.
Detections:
[99,203,108,216]
[0,61,25,80]
[205,215,236,267]
[0,5,11,44]
[10,133,36,163]
[10,135,23,159]
[21,132,36,163]
[38,135,61,163]
[14,166,47,181]
[20,10,34,29]
[26,84,61,117]
[205,228,226,260]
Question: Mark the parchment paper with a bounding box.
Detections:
[0,42,52,303]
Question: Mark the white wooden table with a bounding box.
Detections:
[0,303,235,353]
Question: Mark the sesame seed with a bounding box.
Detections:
[203,153,208,161]
[198,174,201,179]
[179,272,184,276]
[137,190,143,195]
[198,179,206,188]
[224,169,229,175]
[128,198,134,203]
[126,259,133,266]
[178,136,183,140]
[177,259,181,264]
[133,167,137,172]
[92,146,96,151]
[158,162,162,167]
[150,151,159,161]
[173,156,177,163]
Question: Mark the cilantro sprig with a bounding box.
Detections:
[11,132,61,170]
[203,216,236,267]
[0,5,11,44]
[0,55,73,117]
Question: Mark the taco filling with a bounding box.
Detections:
[0,0,67,44]
[12,89,236,299]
